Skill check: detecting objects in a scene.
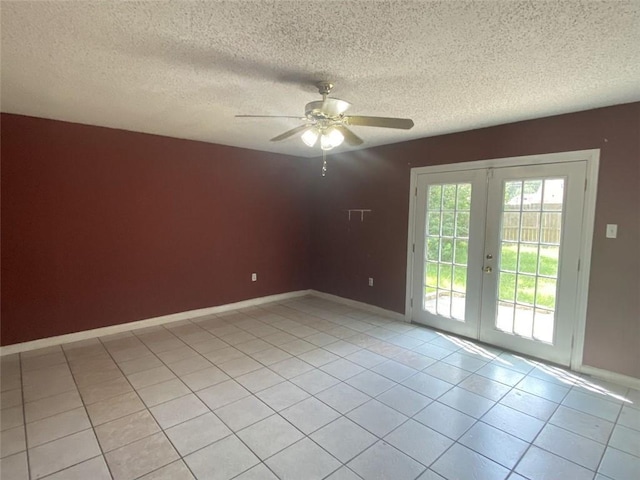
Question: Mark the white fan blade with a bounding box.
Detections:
[335,126,364,146]
[346,116,414,129]
[236,115,305,119]
[270,124,312,142]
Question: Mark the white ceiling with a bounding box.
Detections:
[2,1,639,158]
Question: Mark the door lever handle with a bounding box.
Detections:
[483,266,493,273]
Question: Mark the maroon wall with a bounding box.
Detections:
[3,105,639,378]
[1,114,311,345]
[310,103,640,378]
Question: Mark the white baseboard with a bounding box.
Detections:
[308,293,640,390]
[308,290,406,322]
[0,290,312,356]
[576,364,640,391]
[4,288,637,392]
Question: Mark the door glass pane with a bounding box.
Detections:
[518,245,539,274]
[437,292,452,317]
[427,238,439,263]
[541,213,562,244]
[496,302,515,333]
[425,262,439,287]
[516,274,536,304]
[536,277,557,309]
[451,292,466,320]
[438,264,452,289]
[521,213,540,243]
[496,178,565,343]
[456,212,470,237]
[428,213,441,235]
[502,212,521,241]
[453,266,467,293]
[513,307,534,337]
[423,183,471,321]
[454,240,468,264]
[533,309,554,343]
[456,184,472,210]
[442,212,455,236]
[443,184,457,210]
[500,242,517,271]
[498,272,516,302]
[424,287,437,312]
[428,185,442,209]
[504,182,522,211]
[523,180,543,203]
[542,179,564,210]
[440,238,454,262]
[538,246,559,276]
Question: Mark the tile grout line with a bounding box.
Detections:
[96,332,202,479]
[168,305,417,478]
[130,317,353,479]
[25,345,113,478]
[592,394,627,477]
[17,352,33,480]
[190,312,377,478]
[18,357,620,476]
[506,382,587,478]
[122,309,346,478]
[60,342,117,480]
[284,302,609,478]
[11,297,638,480]
[16,371,118,477]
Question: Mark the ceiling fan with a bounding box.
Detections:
[236,82,415,152]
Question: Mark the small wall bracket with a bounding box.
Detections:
[346,209,372,222]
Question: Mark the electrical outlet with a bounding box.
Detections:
[251,273,257,282]
[606,224,618,238]
[368,277,374,287]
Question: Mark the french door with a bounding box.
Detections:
[411,160,587,365]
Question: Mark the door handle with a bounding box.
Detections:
[483,266,493,273]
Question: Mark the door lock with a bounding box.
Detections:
[486,254,493,259]
[483,266,493,273]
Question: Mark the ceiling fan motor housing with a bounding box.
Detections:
[305,98,352,121]
[305,101,332,120]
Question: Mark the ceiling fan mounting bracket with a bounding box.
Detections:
[316,81,334,96]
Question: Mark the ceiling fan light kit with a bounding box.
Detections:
[301,128,319,147]
[301,126,344,150]
[319,126,345,150]
[237,81,415,174]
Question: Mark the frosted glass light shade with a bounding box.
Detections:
[320,127,344,151]
[301,128,319,147]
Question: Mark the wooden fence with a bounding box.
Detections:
[502,208,562,244]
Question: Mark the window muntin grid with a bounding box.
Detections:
[423,183,471,321]
[496,178,564,343]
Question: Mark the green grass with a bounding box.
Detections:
[426,244,559,309]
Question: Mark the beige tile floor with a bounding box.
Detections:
[1,296,639,480]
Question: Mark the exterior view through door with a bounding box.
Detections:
[408,152,594,366]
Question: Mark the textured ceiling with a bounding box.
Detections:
[2,1,639,158]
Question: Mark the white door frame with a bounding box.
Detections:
[411,169,488,338]
[405,149,600,370]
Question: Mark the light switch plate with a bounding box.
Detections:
[606,224,618,238]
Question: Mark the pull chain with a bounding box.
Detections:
[321,150,327,176]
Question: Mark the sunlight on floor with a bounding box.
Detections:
[522,360,633,404]
[434,331,633,405]
[434,332,498,361]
